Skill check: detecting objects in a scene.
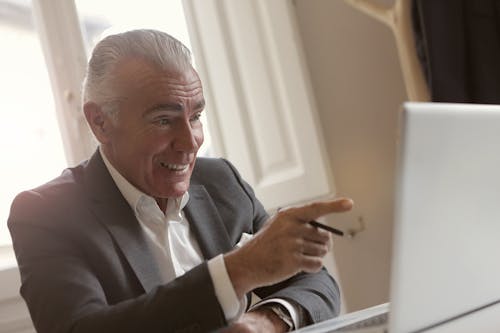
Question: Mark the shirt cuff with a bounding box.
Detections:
[207,254,247,322]
[249,298,299,329]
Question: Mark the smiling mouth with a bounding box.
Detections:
[159,162,189,172]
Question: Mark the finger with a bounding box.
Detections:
[287,197,353,222]
[302,224,331,244]
[300,241,329,257]
[326,236,333,251]
[298,255,324,273]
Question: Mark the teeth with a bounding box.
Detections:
[160,162,188,171]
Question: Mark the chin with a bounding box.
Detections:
[162,183,190,198]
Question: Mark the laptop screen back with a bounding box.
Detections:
[389,102,500,332]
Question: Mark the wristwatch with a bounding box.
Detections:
[268,304,294,332]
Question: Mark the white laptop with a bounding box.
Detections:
[294,102,500,332]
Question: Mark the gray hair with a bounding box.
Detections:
[82,29,193,116]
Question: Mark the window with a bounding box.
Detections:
[75,0,213,157]
[0,1,66,246]
[76,0,192,52]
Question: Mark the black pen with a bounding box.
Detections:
[309,220,344,237]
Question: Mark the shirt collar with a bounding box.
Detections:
[99,147,189,217]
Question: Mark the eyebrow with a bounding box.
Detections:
[195,99,206,110]
[146,100,206,114]
[147,103,183,113]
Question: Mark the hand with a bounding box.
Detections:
[221,308,289,333]
[224,197,353,298]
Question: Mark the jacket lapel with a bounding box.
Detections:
[83,151,163,293]
[185,185,233,259]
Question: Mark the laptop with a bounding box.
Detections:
[294,102,500,332]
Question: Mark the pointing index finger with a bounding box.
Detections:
[286,198,354,222]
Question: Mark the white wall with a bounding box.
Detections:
[294,0,407,312]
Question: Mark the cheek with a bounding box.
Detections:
[140,131,170,152]
[195,127,204,147]
[115,126,155,150]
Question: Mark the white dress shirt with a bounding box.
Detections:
[100,149,299,327]
[100,149,244,321]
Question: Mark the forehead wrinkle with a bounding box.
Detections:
[161,74,201,88]
[113,62,159,97]
[148,103,183,113]
[145,94,204,114]
[113,58,203,105]
[134,72,202,98]
[167,85,203,98]
[114,57,192,84]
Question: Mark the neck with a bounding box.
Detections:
[156,198,168,212]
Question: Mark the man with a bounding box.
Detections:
[8,29,353,333]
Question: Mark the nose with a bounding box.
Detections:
[172,120,201,153]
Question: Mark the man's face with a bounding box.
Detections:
[101,58,205,199]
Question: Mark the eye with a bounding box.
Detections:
[190,112,202,122]
[155,117,172,127]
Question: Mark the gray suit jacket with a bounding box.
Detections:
[8,151,340,333]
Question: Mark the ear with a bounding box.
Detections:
[83,102,113,144]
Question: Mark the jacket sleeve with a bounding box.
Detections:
[220,159,341,324]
